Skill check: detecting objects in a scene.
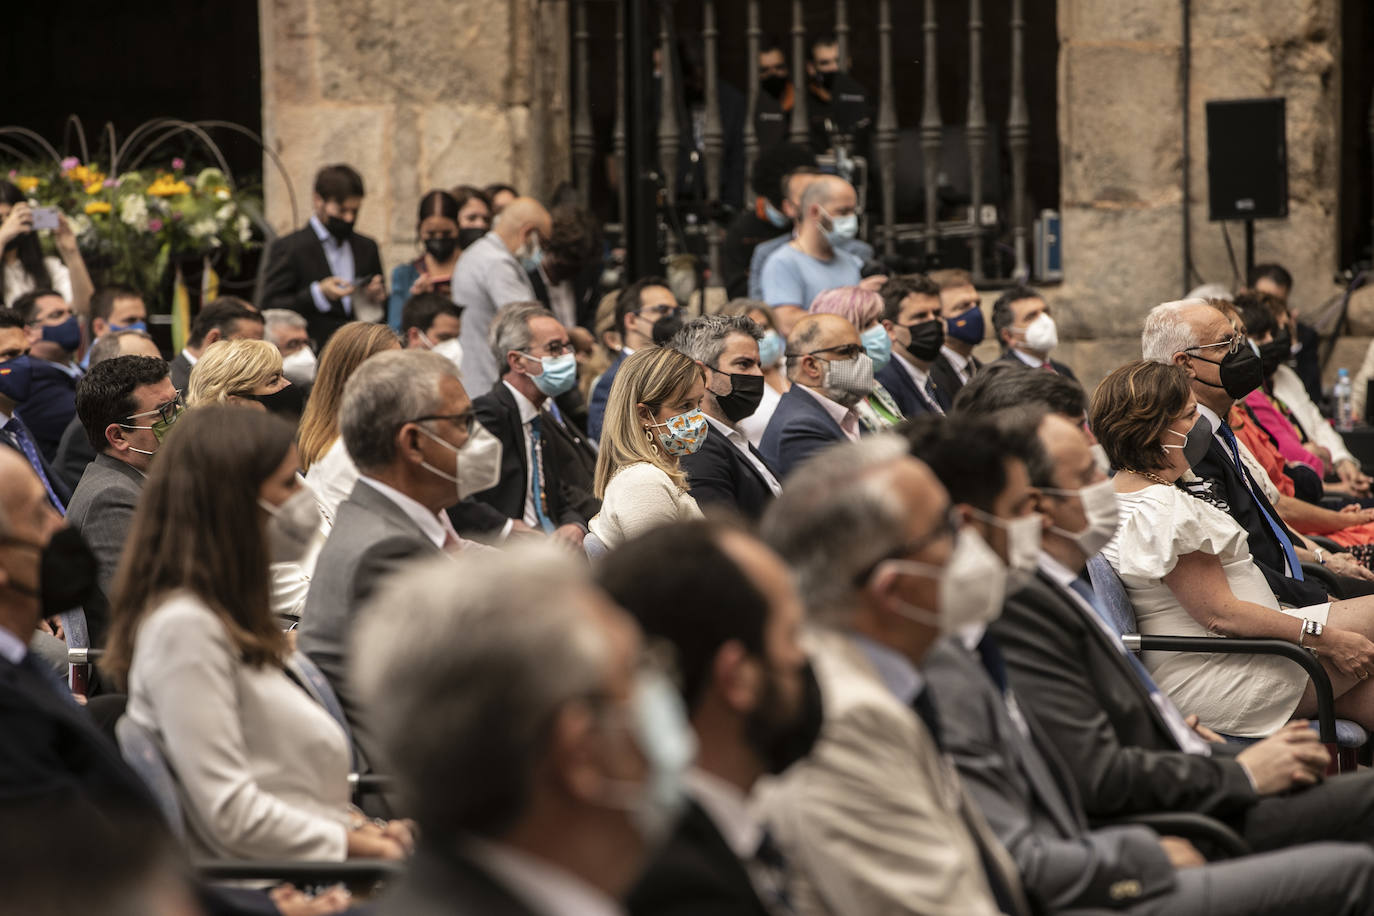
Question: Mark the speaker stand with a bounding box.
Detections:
[1244,219,1255,279]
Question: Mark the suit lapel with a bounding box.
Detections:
[791,387,845,438]
[345,481,445,551]
[677,800,768,907]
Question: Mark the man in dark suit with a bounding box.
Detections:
[65,356,178,648]
[468,302,595,547]
[259,164,385,346]
[876,275,952,418]
[1142,298,1373,604]
[352,543,679,916]
[299,350,492,767]
[990,284,1076,379]
[672,316,781,519]
[0,309,70,513]
[760,313,866,477]
[167,298,264,393]
[1003,383,1374,855]
[12,289,86,461]
[599,521,819,916]
[588,277,678,441]
[929,268,986,398]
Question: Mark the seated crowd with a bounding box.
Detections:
[10,157,1374,916]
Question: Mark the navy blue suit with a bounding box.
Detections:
[1,413,71,510]
[588,350,627,443]
[877,359,949,418]
[15,360,78,462]
[681,423,779,520]
[759,386,847,479]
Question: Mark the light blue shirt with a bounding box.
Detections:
[759,243,864,309]
[308,215,355,316]
[749,233,873,300]
[852,633,925,705]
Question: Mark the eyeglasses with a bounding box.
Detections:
[408,411,475,435]
[638,304,683,320]
[804,343,864,361]
[1184,335,1245,357]
[523,340,573,358]
[121,391,185,426]
[853,506,962,586]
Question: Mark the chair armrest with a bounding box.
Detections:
[1301,561,1346,596]
[1121,634,1337,743]
[67,647,103,665]
[1092,811,1251,860]
[196,859,404,883]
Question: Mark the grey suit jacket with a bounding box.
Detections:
[297,479,446,766]
[925,638,1176,912]
[67,453,144,594]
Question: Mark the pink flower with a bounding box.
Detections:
[103,178,116,188]
[6,170,15,178]
[171,158,186,170]
[60,156,80,171]
[148,218,164,232]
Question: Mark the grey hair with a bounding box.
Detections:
[1141,298,1205,364]
[670,314,762,367]
[88,329,155,367]
[339,349,455,471]
[760,434,912,624]
[261,308,307,332]
[350,543,608,839]
[784,318,826,381]
[489,301,556,370]
[1186,283,1233,302]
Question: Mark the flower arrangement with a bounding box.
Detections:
[4,156,259,296]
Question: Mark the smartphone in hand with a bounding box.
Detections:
[32,207,59,231]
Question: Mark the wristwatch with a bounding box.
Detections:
[1314,547,1327,566]
[1299,618,1324,651]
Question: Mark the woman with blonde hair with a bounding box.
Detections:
[589,346,707,549]
[297,323,401,521]
[186,338,296,413]
[721,298,790,446]
[809,285,905,430]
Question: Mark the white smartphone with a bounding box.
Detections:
[32,207,59,231]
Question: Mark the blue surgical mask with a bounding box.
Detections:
[757,330,785,368]
[0,355,33,403]
[860,323,893,372]
[649,409,709,457]
[109,320,148,334]
[41,315,82,353]
[763,200,789,229]
[946,307,985,345]
[523,351,577,398]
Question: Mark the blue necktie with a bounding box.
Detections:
[922,377,945,415]
[4,417,64,515]
[1216,422,1302,581]
[528,416,556,534]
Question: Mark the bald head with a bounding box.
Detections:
[495,197,553,254]
[786,312,861,387]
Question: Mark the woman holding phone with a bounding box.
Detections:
[0,181,94,311]
[386,189,479,330]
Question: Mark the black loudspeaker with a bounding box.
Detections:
[1206,98,1288,221]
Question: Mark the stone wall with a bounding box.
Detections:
[1053,0,1347,391]
[257,0,570,273]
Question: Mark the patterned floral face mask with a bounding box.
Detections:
[648,409,710,457]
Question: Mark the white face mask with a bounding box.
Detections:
[1043,477,1120,558]
[1020,312,1058,354]
[968,508,1042,573]
[416,419,503,501]
[432,336,464,369]
[281,346,317,386]
[1090,443,1111,476]
[878,528,1008,636]
[258,486,322,564]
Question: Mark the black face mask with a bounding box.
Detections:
[651,311,685,346]
[903,318,945,363]
[1165,414,1214,470]
[1190,346,1264,400]
[745,659,824,775]
[713,370,766,423]
[2,527,99,619]
[424,236,459,262]
[761,74,789,98]
[324,215,354,243]
[1258,331,1291,379]
[817,70,838,91]
[247,385,306,417]
[457,226,486,250]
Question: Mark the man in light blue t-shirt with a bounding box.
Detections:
[759,174,864,311]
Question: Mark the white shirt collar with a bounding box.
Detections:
[703,414,782,494]
[503,380,541,424]
[1195,402,1226,447]
[683,768,763,860]
[939,345,970,372]
[1011,347,1045,368]
[893,350,931,386]
[464,837,624,916]
[0,625,27,665]
[795,383,854,429]
[180,348,198,367]
[309,214,344,249]
[358,476,451,549]
[1037,551,1084,590]
[851,633,925,705]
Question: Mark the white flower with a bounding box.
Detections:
[119,194,149,231]
[236,214,252,244]
[215,202,236,223]
[188,218,217,240]
[68,213,93,239]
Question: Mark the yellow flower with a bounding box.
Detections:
[84,201,111,215]
[147,175,192,197]
[85,180,104,195]
[13,176,39,192]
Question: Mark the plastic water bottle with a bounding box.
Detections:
[1335,368,1355,432]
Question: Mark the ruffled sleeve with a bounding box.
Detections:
[1107,485,1250,583]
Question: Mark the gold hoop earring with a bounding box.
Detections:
[645,426,659,456]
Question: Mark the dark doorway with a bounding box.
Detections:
[1339,0,1373,271]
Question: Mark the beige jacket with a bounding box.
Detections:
[755,627,1026,916]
